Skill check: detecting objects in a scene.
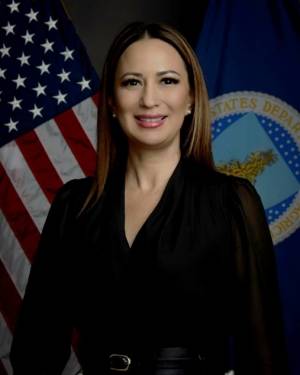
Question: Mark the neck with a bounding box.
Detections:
[125,147,181,192]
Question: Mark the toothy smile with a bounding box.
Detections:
[135,115,167,128]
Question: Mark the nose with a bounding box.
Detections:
[139,82,159,108]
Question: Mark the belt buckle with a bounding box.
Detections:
[109,353,132,372]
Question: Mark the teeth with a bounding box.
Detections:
[139,117,163,122]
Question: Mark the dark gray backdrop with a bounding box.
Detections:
[63,0,208,76]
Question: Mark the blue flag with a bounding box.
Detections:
[196,1,300,374]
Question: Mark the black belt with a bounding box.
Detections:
[108,347,205,374]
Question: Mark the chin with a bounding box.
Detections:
[129,135,180,151]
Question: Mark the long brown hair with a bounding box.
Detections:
[84,22,214,209]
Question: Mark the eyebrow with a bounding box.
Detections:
[119,70,181,79]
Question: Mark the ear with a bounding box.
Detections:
[185,98,194,115]
[186,107,192,115]
[187,91,194,114]
[108,96,115,112]
[108,97,118,118]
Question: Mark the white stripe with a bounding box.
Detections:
[1,359,12,375]
[0,141,50,232]
[35,120,85,183]
[0,312,13,375]
[0,210,31,298]
[62,349,82,375]
[72,97,97,150]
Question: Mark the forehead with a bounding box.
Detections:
[116,38,187,74]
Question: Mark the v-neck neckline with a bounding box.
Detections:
[119,158,183,251]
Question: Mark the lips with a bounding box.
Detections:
[135,115,167,128]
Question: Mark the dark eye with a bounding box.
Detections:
[161,77,179,85]
[121,79,140,87]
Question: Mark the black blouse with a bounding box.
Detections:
[10,157,289,375]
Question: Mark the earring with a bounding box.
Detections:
[186,109,192,115]
[112,113,117,118]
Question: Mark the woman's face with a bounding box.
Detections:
[112,38,192,151]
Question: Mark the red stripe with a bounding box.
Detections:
[92,91,100,107]
[0,164,40,262]
[55,108,97,176]
[0,360,8,375]
[72,328,80,354]
[16,130,64,203]
[0,260,22,333]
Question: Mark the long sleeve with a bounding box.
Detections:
[10,178,90,374]
[228,177,289,375]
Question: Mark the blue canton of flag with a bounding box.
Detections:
[0,0,99,146]
[196,1,300,375]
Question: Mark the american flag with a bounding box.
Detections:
[0,0,99,373]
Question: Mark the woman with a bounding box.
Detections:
[10,22,289,375]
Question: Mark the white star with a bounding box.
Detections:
[0,67,7,79]
[77,77,91,91]
[57,69,70,83]
[41,39,54,53]
[7,0,20,13]
[29,104,43,119]
[32,82,46,97]
[0,44,11,58]
[2,22,16,35]
[60,47,74,61]
[25,8,39,22]
[12,74,26,88]
[36,60,50,75]
[17,52,30,66]
[8,96,22,110]
[53,90,67,104]
[4,118,18,132]
[21,30,34,45]
[45,16,58,31]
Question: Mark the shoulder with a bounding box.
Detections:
[182,157,245,188]
[185,158,254,186]
[214,172,266,221]
[51,176,95,216]
[56,176,94,199]
[183,158,262,205]
[223,174,262,208]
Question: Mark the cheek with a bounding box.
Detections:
[113,95,135,133]
[168,90,190,112]
[114,92,137,114]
